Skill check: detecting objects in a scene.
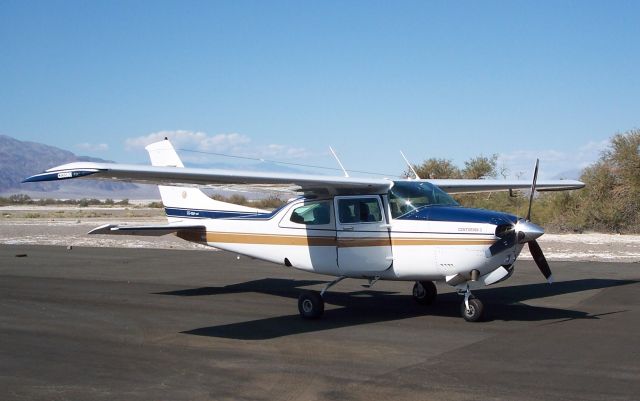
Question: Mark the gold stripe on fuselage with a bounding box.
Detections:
[203,231,494,248]
[391,238,494,246]
[337,238,391,248]
[205,232,337,246]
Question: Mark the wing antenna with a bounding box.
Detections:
[329,146,349,178]
[400,150,420,179]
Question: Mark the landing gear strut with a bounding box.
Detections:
[297,276,345,319]
[459,285,484,322]
[412,281,437,305]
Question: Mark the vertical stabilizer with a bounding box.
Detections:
[146,139,185,168]
[145,139,265,222]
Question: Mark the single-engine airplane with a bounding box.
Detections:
[24,139,584,322]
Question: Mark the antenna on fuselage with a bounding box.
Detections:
[400,150,420,179]
[329,146,349,178]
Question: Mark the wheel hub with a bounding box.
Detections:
[302,299,313,313]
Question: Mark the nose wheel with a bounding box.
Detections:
[461,298,484,322]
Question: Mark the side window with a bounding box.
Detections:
[338,198,382,223]
[290,202,331,225]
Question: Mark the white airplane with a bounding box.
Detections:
[24,139,584,322]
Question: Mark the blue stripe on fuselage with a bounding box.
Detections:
[164,207,276,220]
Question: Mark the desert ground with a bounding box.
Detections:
[2,205,640,401]
[2,204,640,262]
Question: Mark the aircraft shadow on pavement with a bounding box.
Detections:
[155,278,328,299]
[157,278,638,340]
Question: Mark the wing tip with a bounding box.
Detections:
[22,169,100,183]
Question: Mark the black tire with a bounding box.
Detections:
[461,298,484,322]
[412,281,437,305]
[298,291,324,319]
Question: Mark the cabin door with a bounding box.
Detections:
[334,196,392,272]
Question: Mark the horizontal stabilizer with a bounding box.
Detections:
[89,223,206,237]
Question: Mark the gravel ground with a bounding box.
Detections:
[2,207,640,262]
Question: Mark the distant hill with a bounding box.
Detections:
[0,135,158,199]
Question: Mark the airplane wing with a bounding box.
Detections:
[22,162,393,195]
[23,162,584,195]
[427,179,584,194]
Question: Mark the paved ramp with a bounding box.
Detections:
[1,245,639,400]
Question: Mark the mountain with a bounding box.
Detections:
[0,135,159,199]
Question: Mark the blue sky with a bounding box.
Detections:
[1,1,639,179]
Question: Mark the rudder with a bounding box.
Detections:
[145,139,265,222]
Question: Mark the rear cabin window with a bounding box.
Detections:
[289,202,331,225]
[338,198,382,223]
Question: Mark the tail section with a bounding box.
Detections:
[145,139,265,222]
[146,139,186,168]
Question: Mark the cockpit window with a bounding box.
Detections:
[388,181,459,218]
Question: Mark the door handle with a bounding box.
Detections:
[342,226,354,231]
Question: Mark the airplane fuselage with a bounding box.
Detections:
[170,189,522,286]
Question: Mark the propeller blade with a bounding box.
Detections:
[526,159,539,221]
[488,230,517,256]
[528,239,553,283]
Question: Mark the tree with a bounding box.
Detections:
[462,154,498,179]
[8,194,32,204]
[412,158,461,179]
[546,128,640,232]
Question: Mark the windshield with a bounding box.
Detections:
[388,181,459,218]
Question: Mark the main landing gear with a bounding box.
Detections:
[412,281,437,305]
[298,277,484,322]
[298,276,345,319]
[459,285,484,322]
[298,291,324,319]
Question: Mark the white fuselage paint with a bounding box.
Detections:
[169,195,521,283]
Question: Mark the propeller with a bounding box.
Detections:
[528,239,553,282]
[489,159,553,283]
[526,159,539,221]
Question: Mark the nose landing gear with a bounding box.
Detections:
[458,285,484,322]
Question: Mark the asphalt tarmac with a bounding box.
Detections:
[1,245,639,401]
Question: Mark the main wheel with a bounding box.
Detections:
[298,290,324,319]
[461,298,484,322]
[412,281,437,305]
